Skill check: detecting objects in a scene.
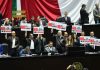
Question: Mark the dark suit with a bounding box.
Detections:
[26,38,35,54]
[73,39,80,47]
[57,17,71,25]
[29,20,36,27]
[35,37,46,55]
[53,35,64,54]
[41,17,48,26]
[93,8,100,24]
[85,36,98,52]
[7,36,20,56]
[62,17,71,25]
[80,9,89,25]
[0,13,2,20]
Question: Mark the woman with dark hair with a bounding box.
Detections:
[65,35,73,47]
[72,33,80,47]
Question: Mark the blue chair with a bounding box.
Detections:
[0,44,3,55]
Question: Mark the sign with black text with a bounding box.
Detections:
[0,26,12,33]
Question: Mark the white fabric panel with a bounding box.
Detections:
[17,0,21,15]
[58,0,100,24]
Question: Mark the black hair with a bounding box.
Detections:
[82,4,86,8]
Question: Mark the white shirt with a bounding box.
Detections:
[40,20,43,26]
[90,36,95,49]
[30,40,34,49]
[12,38,16,48]
[65,17,67,21]
[49,47,53,51]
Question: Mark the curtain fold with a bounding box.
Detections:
[21,0,61,21]
[0,0,12,18]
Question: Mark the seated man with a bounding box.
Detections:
[44,41,58,55]
[19,46,32,57]
[86,31,97,52]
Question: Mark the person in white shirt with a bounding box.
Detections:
[20,17,27,23]
[7,31,20,56]
[58,11,71,25]
[26,33,35,54]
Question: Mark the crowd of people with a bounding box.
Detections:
[0,4,100,57]
[0,30,98,57]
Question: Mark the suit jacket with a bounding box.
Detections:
[35,37,46,54]
[80,9,89,24]
[7,36,20,49]
[93,8,100,21]
[55,35,64,48]
[26,38,34,47]
[29,20,37,27]
[73,39,80,47]
[44,45,57,53]
[53,35,65,53]
[60,17,71,25]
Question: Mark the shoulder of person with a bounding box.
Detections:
[8,36,12,39]
[67,16,70,18]
[43,37,46,40]
[16,36,19,39]
[44,44,48,47]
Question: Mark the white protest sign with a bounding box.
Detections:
[0,26,12,33]
[33,27,44,34]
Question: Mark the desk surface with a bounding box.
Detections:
[0,54,100,70]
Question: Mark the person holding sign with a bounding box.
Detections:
[2,18,11,26]
[79,31,86,47]
[81,31,85,36]
[7,31,20,57]
[36,16,44,27]
[52,31,64,54]
[65,35,73,47]
[86,31,96,52]
[29,16,37,27]
[62,32,69,52]
[26,33,35,54]
[20,17,27,23]
[58,11,72,25]
[72,33,80,47]
[35,34,46,55]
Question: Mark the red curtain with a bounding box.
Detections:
[21,0,61,21]
[0,0,12,19]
